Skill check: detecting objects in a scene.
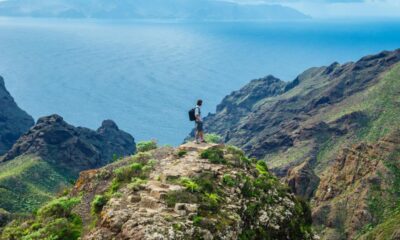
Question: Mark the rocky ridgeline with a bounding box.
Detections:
[0,76,34,155]
[1,143,315,240]
[0,114,136,176]
[195,49,400,239]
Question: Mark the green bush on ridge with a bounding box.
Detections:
[204,134,223,144]
[137,140,157,152]
[1,197,83,240]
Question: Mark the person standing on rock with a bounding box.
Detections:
[194,99,205,144]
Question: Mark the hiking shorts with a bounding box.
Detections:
[196,121,203,132]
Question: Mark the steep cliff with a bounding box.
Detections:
[198,49,400,239]
[0,114,136,213]
[313,131,400,239]
[0,76,34,155]
[1,143,315,240]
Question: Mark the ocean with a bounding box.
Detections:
[0,18,399,145]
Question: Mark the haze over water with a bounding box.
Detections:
[0,18,399,145]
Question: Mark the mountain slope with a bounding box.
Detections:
[0,155,69,213]
[0,0,309,20]
[1,143,314,239]
[0,76,34,155]
[199,49,400,239]
[0,114,136,213]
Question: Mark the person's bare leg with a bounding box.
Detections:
[195,130,200,144]
[199,131,205,142]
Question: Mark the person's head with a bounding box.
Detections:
[197,99,203,106]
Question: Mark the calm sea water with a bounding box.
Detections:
[0,18,399,145]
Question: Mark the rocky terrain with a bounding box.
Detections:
[1,114,136,176]
[0,76,34,155]
[1,143,314,240]
[0,114,136,213]
[198,49,400,239]
[313,130,400,239]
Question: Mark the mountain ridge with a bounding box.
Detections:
[0,0,309,20]
[198,48,400,239]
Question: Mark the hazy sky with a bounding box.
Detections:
[225,0,400,18]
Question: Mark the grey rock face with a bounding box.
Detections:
[0,76,34,155]
[1,114,136,176]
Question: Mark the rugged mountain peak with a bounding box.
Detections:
[1,114,136,176]
[216,74,286,112]
[0,76,34,155]
[99,119,119,131]
[2,143,315,239]
[36,114,64,124]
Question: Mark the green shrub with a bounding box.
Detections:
[242,179,256,198]
[177,149,188,158]
[195,172,216,193]
[180,177,200,192]
[222,174,236,187]
[37,197,81,219]
[91,195,108,214]
[114,162,145,182]
[201,193,220,211]
[255,160,269,176]
[2,197,83,240]
[192,216,203,226]
[200,147,226,164]
[204,134,223,144]
[114,166,133,182]
[131,152,153,164]
[137,140,157,152]
[127,178,147,191]
[109,178,121,193]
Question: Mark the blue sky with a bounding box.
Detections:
[225,0,400,18]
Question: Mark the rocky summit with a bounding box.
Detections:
[1,114,136,176]
[197,49,400,239]
[0,76,34,155]
[1,143,315,240]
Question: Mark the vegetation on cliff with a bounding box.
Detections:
[1,143,314,239]
[0,114,136,214]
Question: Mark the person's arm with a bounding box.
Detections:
[195,107,201,122]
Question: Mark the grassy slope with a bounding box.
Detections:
[313,64,400,237]
[0,155,71,213]
[267,63,400,173]
[357,212,400,240]
[317,62,400,166]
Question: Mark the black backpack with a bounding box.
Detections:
[188,107,198,121]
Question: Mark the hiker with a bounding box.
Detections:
[189,99,205,144]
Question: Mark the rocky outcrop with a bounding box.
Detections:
[312,131,400,239]
[0,76,34,155]
[286,161,319,199]
[1,143,315,239]
[1,114,136,176]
